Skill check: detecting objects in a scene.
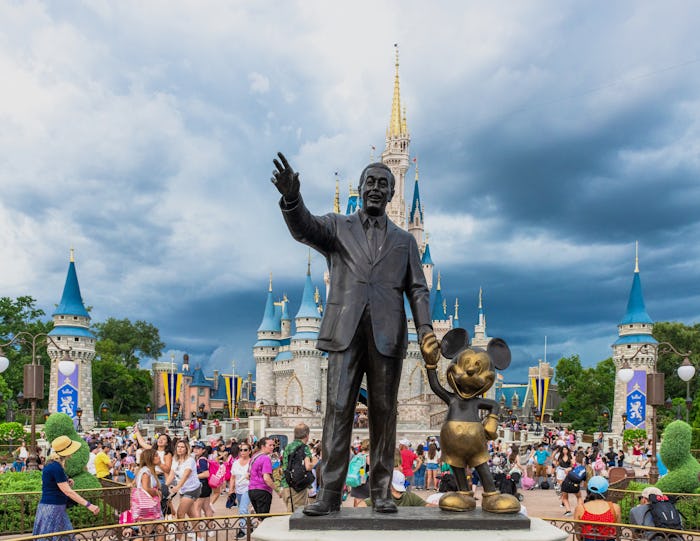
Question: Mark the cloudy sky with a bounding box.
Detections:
[2,1,699,383]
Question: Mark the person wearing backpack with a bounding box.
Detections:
[630,486,683,538]
[348,439,370,507]
[280,423,317,512]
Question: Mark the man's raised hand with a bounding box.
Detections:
[271,152,300,199]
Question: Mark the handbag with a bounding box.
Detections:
[131,486,161,519]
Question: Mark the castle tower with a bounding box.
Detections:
[47,249,96,428]
[290,261,323,411]
[471,287,491,350]
[453,298,461,329]
[431,273,452,339]
[612,244,656,434]
[408,160,425,251]
[253,274,281,406]
[421,239,434,290]
[381,45,410,228]
[280,295,291,339]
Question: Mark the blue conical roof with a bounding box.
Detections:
[295,268,321,319]
[620,271,653,325]
[53,260,89,318]
[281,298,290,320]
[421,244,434,265]
[432,284,446,321]
[410,178,423,223]
[257,288,277,332]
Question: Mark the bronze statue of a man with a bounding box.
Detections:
[271,152,436,515]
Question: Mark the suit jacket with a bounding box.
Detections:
[280,195,432,358]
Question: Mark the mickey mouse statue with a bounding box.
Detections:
[420,327,520,514]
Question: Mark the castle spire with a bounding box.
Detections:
[388,44,404,138]
[620,243,652,325]
[53,250,89,317]
[431,271,446,321]
[269,272,273,292]
[295,260,320,320]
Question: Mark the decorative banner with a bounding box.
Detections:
[530,376,550,423]
[57,365,79,418]
[162,372,182,420]
[224,376,241,418]
[626,370,647,429]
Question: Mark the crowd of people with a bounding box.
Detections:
[5,421,681,540]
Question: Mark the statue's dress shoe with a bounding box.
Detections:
[481,491,521,514]
[439,491,477,512]
[372,498,398,513]
[302,500,341,516]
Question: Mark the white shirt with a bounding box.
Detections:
[87,452,97,475]
[231,459,250,493]
[172,456,200,493]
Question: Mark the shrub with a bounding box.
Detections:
[623,428,646,447]
[44,413,89,478]
[0,423,26,445]
[656,420,700,494]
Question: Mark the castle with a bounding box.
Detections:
[252,49,495,429]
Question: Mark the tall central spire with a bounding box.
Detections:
[382,44,410,229]
[389,44,405,138]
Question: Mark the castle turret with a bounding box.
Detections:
[421,240,434,290]
[612,243,656,434]
[471,287,491,350]
[48,249,96,428]
[253,274,280,407]
[431,273,451,339]
[381,45,410,228]
[408,160,425,251]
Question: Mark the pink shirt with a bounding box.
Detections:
[248,453,273,493]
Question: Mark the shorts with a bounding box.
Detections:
[199,482,212,498]
[560,478,580,494]
[535,464,548,477]
[426,463,439,471]
[556,467,566,482]
[180,486,202,500]
[249,489,273,515]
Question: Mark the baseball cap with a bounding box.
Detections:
[641,487,663,500]
[192,441,206,449]
[399,439,411,447]
[587,476,609,495]
[391,470,406,492]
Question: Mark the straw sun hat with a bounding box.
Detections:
[51,435,82,457]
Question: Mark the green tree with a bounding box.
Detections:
[93,318,164,369]
[92,359,154,416]
[0,297,53,407]
[653,321,700,426]
[555,355,615,432]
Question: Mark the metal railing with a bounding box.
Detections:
[543,517,700,541]
[10,513,290,541]
[0,486,132,535]
[604,488,700,530]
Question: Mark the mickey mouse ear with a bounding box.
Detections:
[487,338,511,370]
[440,328,470,359]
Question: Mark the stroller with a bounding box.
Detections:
[495,470,523,501]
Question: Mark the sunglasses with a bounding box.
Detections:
[240,448,250,451]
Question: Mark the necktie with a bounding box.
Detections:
[367,219,380,258]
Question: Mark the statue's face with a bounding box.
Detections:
[361,166,394,216]
[446,349,495,399]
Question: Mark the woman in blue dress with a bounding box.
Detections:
[33,436,100,540]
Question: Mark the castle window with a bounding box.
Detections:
[73,316,78,320]
[74,337,80,342]
[199,389,204,396]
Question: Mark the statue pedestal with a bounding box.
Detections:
[252,509,567,541]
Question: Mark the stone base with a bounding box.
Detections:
[252,512,566,541]
[289,507,529,530]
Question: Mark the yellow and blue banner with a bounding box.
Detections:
[530,375,550,423]
[224,376,242,418]
[162,372,182,420]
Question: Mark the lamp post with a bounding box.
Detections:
[677,357,696,423]
[601,406,611,432]
[0,333,75,470]
[621,412,627,435]
[100,402,111,428]
[616,341,691,483]
[76,406,83,432]
[145,403,152,422]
